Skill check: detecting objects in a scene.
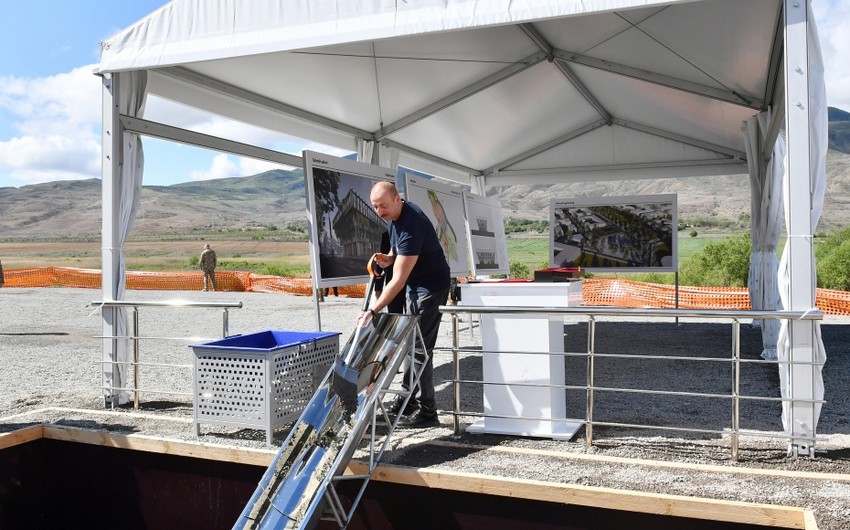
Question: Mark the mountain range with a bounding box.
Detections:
[2,108,850,240]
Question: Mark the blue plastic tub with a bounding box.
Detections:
[190,330,339,353]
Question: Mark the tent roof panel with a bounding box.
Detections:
[384,63,601,170]
[99,0,689,73]
[634,0,781,97]
[508,124,733,172]
[104,0,785,184]
[573,65,755,151]
[533,9,645,53]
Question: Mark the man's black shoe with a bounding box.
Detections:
[387,396,418,416]
[397,407,438,427]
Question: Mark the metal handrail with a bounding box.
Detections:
[93,299,243,409]
[440,305,823,320]
[440,305,824,460]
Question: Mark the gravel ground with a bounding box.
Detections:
[1,287,850,528]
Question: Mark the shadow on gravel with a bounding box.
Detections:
[52,419,142,434]
[434,354,482,414]
[818,447,850,460]
[0,422,41,434]
[120,400,192,412]
[382,441,485,468]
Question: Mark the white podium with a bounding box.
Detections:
[460,281,584,440]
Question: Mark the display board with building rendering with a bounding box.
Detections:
[550,194,677,272]
[304,151,395,288]
[463,192,509,276]
[403,173,470,277]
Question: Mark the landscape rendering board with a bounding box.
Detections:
[550,195,677,271]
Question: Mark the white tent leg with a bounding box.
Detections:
[101,73,122,408]
[779,0,826,458]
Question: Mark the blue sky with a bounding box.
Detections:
[0,1,847,189]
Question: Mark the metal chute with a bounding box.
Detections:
[234,313,422,530]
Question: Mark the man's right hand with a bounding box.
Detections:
[373,253,394,269]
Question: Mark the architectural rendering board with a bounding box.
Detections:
[304,151,395,287]
[403,174,470,277]
[463,192,509,276]
[549,194,678,272]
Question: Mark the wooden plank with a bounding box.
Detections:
[0,425,44,450]
[41,425,275,467]
[348,461,808,529]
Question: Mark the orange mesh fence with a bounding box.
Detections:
[814,288,850,315]
[582,278,752,310]
[249,275,366,298]
[582,278,850,315]
[2,267,369,298]
[240,274,311,294]
[4,267,103,288]
[4,267,850,315]
[125,270,253,291]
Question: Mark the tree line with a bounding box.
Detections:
[660,228,850,290]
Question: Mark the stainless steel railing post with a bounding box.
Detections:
[731,319,741,461]
[452,312,461,437]
[223,307,230,337]
[93,299,243,408]
[133,306,140,410]
[586,315,596,449]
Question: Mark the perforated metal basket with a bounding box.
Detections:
[190,330,339,444]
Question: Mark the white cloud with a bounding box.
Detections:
[0,65,100,136]
[813,1,850,111]
[0,65,102,185]
[143,95,215,130]
[146,95,296,149]
[145,94,353,159]
[189,154,241,181]
[192,116,284,148]
[239,157,286,175]
[144,94,354,177]
[283,140,352,160]
[189,153,300,181]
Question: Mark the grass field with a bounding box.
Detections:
[0,238,312,276]
[1,230,740,278]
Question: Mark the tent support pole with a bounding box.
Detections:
[781,0,819,458]
[100,73,123,408]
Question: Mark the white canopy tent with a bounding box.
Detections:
[96,0,827,456]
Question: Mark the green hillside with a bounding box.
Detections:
[829,106,850,154]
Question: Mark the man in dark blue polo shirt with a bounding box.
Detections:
[360,181,450,426]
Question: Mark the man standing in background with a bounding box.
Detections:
[200,244,217,291]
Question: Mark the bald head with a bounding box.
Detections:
[370,181,403,221]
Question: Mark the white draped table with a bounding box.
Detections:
[460,281,584,440]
